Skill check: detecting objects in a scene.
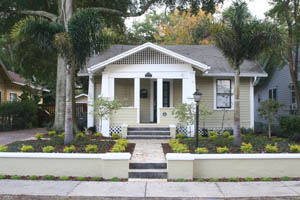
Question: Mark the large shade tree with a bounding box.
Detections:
[211,0,282,146]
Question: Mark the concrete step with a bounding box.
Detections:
[129,162,167,169]
[126,135,171,139]
[128,127,169,131]
[129,169,168,179]
[127,131,170,136]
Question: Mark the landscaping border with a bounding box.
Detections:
[0,152,131,179]
[166,153,300,179]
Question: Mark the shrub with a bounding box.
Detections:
[291,133,300,143]
[91,177,103,181]
[228,135,234,139]
[112,133,120,139]
[48,130,57,136]
[11,175,21,180]
[228,177,239,182]
[20,145,34,152]
[195,147,209,154]
[279,116,300,138]
[197,178,205,182]
[175,178,185,182]
[116,139,129,148]
[176,133,185,139]
[0,145,8,152]
[59,176,69,180]
[216,146,229,153]
[64,145,76,153]
[261,177,272,181]
[222,131,231,138]
[94,132,102,137]
[265,144,278,153]
[43,175,55,180]
[111,177,119,182]
[280,176,292,181]
[290,145,300,153]
[42,146,55,153]
[244,177,254,182]
[34,133,43,140]
[168,139,189,153]
[208,178,219,182]
[85,144,98,153]
[58,132,65,138]
[76,176,85,181]
[208,131,217,137]
[209,135,218,139]
[111,144,126,152]
[0,175,5,179]
[240,142,253,153]
[75,132,85,139]
[29,175,38,180]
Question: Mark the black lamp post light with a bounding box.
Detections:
[193,89,202,148]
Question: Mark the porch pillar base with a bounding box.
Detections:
[101,120,110,137]
[121,124,128,138]
[169,125,176,139]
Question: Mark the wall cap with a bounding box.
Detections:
[169,125,176,128]
[166,153,195,160]
[102,153,131,160]
[193,153,300,160]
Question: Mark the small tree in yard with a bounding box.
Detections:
[258,99,284,139]
[92,97,121,132]
[172,103,195,136]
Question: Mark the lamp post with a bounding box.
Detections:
[193,89,202,148]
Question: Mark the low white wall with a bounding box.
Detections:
[166,153,300,179]
[0,153,131,179]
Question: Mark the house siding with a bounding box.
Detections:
[173,79,182,107]
[110,108,137,126]
[140,79,151,122]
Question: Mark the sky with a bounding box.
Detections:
[125,0,273,27]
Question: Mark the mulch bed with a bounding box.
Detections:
[162,143,173,154]
[125,143,135,155]
[167,177,300,182]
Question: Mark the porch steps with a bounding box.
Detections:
[127,127,171,139]
[129,162,168,179]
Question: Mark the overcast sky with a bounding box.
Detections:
[125,0,272,27]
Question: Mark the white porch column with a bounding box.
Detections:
[134,78,140,123]
[100,73,110,136]
[87,73,94,128]
[157,78,163,123]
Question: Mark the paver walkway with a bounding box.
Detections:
[128,139,168,162]
[0,128,47,145]
[0,180,300,199]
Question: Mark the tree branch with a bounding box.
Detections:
[20,10,58,22]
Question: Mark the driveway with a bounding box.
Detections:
[0,128,47,145]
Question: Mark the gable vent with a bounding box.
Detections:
[112,47,185,65]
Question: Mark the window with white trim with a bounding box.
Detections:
[9,93,17,102]
[216,79,232,109]
[268,88,277,100]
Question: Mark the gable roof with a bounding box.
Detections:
[79,43,267,77]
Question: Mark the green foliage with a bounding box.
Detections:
[34,133,44,140]
[216,146,229,153]
[111,139,128,152]
[111,133,120,139]
[175,178,185,182]
[222,131,231,138]
[168,139,189,153]
[76,177,85,181]
[11,175,21,180]
[290,145,300,153]
[261,177,273,181]
[91,177,103,181]
[265,144,278,153]
[172,103,195,127]
[63,145,76,153]
[240,142,253,153]
[0,175,5,179]
[48,131,57,136]
[244,177,254,182]
[0,101,38,131]
[93,97,121,122]
[196,178,205,182]
[29,175,38,180]
[75,133,86,139]
[110,177,119,182]
[208,131,217,137]
[176,133,185,139]
[59,176,69,180]
[228,177,239,182]
[280,176,292,181]
[85,144,98,153]
[43,175,55,180]
[42,146,55,153]
[195,147,209,154]
[116,139,128,148]
[20,145,34,152]
[278,116,300,138]
[0,145,8,152]
[94,132,102,137]
[208,178,219,182]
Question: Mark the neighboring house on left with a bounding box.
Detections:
[0,61,49,103]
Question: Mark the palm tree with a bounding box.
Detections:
[211,0,282,146]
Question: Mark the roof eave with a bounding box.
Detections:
[203,72,268,77]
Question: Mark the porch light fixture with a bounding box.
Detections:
[193,89,202,148]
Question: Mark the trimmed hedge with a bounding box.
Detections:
[0,101,38,131]
[278,116,300,138]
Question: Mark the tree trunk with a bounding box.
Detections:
[268,123,271,139]
[233,68,241,146]
[53,55,66,131]
[64,64,73,144]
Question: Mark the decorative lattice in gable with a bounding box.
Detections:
[112,47,185,64]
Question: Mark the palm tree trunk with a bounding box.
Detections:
[64,64,73,144]
[233,68,241,146]
[268,123,271,139]
[53,55,66,131]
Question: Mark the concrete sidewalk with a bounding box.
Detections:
[0,180,300,199]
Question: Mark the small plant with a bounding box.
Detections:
[110,177,120,182]
[176,133,185,139]
[222,131,231,138]
[280,176,292,181]
[111,144,126,152]
[168,139,189,153]
[265,144,278,153]
[94,132,102,137]
[58,132,65,138]
[208,131,217,137]
[43,175,56,180]
[290,145,300,153]
[195,147,209,154]
[85,144,98,153]
[34,133,44,140]
[228,135,234,139]
[112,133,120,139]
[0,145,8,152]
[48,131,56,136]
[76,176,85,181]
[42,146,55,153]
[261,177,272,181]
[196,178,205,182]
[208,178,219,182]
[0,174,5,179]
[228,177,239,182]
[64,145,76,153]
[91,177,103,181]
[29,175,38,180]
[59,176,69,180]
[116,139,129,148]
[20,145,34,152]
[217,146,229,153]
[11,175,21,180]
[244,177,254,182]
[240,142,253,153]
[175,178,185,182]
[75,132,85,139]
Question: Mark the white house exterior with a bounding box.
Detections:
[79,42,267,137]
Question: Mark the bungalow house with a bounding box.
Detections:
[0,60,49,103]
[79,42,267,137]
